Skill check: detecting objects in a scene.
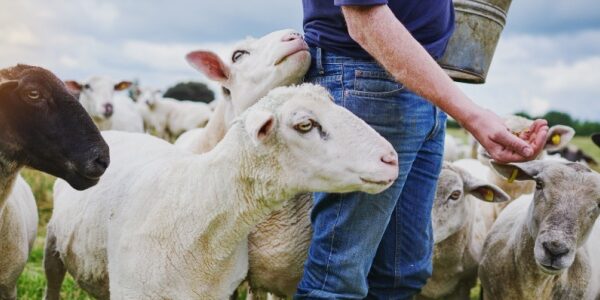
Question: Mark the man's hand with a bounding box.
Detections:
[465,108,549,163]
[341,5,549,163]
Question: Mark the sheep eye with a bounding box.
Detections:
[449,190,461,201]
[222,87,231,97]
[294,120,314,133]
[535,179,544,190]
[83,84,91,90]
[27,90,41,100]
[232,50,249,63]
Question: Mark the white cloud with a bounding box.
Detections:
[460,30,600,121]
[528,97,551,116]
[121,40,233,72]
[0,26,39,46]
[536,57,600,92]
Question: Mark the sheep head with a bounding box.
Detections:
[432,162,509,243]
[491,160,600,275]
[0,65,109,190]
[237,83,398,196]
[66,77,132,122]
[186,29,311,125]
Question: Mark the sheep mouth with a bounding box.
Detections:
[274,47,309,66]
[64,171,101,191]
[360,177,393,186]
[75,169,103,181]
[538,263,564,275]
[537,258,569,275]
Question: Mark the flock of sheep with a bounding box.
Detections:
[1,28,599,300]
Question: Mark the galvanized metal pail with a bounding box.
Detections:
[438,0,512,84]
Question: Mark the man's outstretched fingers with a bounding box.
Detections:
[493,130,534,158]
[526,120,549,157]
[490,146,525,163]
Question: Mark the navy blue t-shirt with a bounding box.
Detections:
[303,0,455,59]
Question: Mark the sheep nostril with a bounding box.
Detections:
[282,33,302,42]
[381,152,398,166]
[543,241,569,258]
[94,156,109,170]
[103,103,114,118]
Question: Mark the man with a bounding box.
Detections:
[296,1,549,299]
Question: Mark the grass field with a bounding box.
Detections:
[17,169,94,299]
[13,133,600,299]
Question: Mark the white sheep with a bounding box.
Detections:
[65,77,144,133]
[477,115,575,201]
[0,65,109,300]
[135,87,212,140]
[455,117,576,235]
[174,28,310,153]
[479,160,600,299]
[417,162,509,300]
[465,115,578,233]
[443,135,472,162]
[45,84,399,299]
[173,29,314,297]
[0,177,38,300]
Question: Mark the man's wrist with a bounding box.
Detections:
[451,105,485,133]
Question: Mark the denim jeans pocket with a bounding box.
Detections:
[343,92,403,128]
[348,69,404,99]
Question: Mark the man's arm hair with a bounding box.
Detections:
[341,5,549,162]
[342,5,474,126]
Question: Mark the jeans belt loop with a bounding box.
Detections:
[316,47,324,75]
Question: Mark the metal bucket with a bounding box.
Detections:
[438,0,512,84]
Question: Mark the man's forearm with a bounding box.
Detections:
[342,5,480,129]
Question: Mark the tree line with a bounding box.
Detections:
[448,111,600,136]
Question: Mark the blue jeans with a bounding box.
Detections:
[295,48,446,299]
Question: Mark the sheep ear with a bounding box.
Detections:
[455,166,510,203]
[592,133,600,148]
[64,80,82,92]
[466,182,510,203]
[114,81,132,91]
[186,51,230,83]
[490,160,545,182]
[0,80,18,95]
[245,109,276,146]
[545,125,575,152]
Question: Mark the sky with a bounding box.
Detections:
[0,0,599,120]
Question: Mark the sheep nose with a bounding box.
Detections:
[381,152,398,166]
[282,32,303,42]
[103,103,114,118]
[543,241,569,259]
[83,153,110,180]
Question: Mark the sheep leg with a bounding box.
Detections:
[230,288,239,300]
[0,284,17,300]
[43,233,66,300]
[266,293,279,300]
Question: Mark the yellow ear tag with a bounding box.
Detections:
[551,134,561,145]
[484,189,494,202]
[508,168,519,183]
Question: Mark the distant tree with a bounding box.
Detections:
[164,81,215,103]
[510,110,600,137]
[577,121,600,136]
[514,111,533,119]
[447,118,461,129]
[542,111,575,128]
